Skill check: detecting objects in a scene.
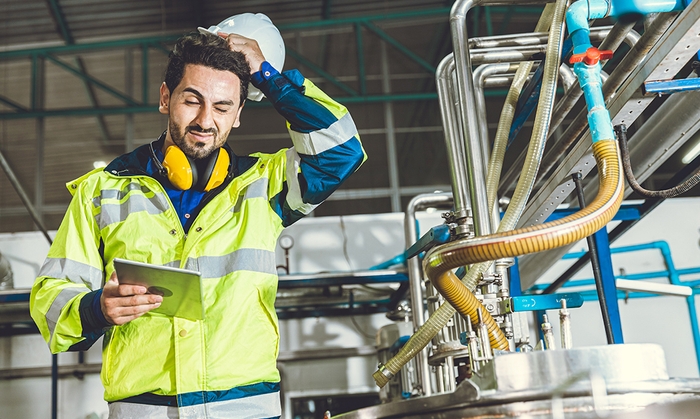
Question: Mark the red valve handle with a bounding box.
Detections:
[569,47,614,65]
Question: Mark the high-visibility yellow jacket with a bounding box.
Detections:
[30,67,364,414]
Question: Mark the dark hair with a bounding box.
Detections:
[164,32,250,105]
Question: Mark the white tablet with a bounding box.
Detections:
[113,258,204,321]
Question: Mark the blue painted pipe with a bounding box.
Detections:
[565,0,687,143]
[612,0,685,22]
[567,0,686,47]
[573,62,615,142]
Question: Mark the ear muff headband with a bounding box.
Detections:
[162,145,229,192]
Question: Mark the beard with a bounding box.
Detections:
[168,119,225,160]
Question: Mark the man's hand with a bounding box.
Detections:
[100,272,163,325]
[218,32,266,74]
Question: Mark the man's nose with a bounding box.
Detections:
[193,104,215,130]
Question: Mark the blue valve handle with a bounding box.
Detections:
[510,293,584,312]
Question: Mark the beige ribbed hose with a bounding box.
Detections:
[373,140,623,388]
[425,139,623,283]
[486,3,556,212]
[432,270,509,350]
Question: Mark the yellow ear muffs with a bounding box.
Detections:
[162,146,196,190]
[161,145,230,191]
[201,149,230,192]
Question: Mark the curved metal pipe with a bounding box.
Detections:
[404,192,453,397]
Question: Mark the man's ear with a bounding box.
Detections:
[232,100,245,128]
[159,82,170,115]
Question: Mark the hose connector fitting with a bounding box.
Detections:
[373,363,394,387]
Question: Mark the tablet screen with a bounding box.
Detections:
[113,258,204,321]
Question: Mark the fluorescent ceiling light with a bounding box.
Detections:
[682,140,700,164]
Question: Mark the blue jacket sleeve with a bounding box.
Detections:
[252,64,366,226]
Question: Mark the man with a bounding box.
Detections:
[30,14,364,419]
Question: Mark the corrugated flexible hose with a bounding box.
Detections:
[424,140,623,275]
[373,139,623,387]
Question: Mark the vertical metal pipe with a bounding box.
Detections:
[380,41,402,212]
[404,192,453,396]
[472,62,521,234]
[560,299,573,349]
[436,55,470,215]
[450,0,492,237]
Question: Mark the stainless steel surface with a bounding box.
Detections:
[470,45,547,64]
[472,344,668,393]
[339,344,695,419]
[559,300,572,349]
[437,55,470,216]
[541,314,556,350]
[404,192,453,397]
[337,371,700,419]
[428,340,470,366]
[609,398,700,419]
[468,25,635,49]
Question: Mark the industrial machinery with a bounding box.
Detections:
[338,0,700,417]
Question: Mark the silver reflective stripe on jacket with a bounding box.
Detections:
[233,178,270,213]
[46,286,86,338]
[92,182,156,205]
[39,257,103,289]
[284,148,318,216]
[188,248,277,278]
[288,112,358,155]
[108,391,281,419]
[94,185,170,229]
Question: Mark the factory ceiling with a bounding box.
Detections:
[0,0,698,235]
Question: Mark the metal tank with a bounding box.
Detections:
[337,344,700,418]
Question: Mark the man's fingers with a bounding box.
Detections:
[108,302,161,325]
[103,282,147,298]
[103,293,162,308]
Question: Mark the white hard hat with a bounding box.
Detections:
[198,13,285,102]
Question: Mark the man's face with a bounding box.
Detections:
[159,63,244,159]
